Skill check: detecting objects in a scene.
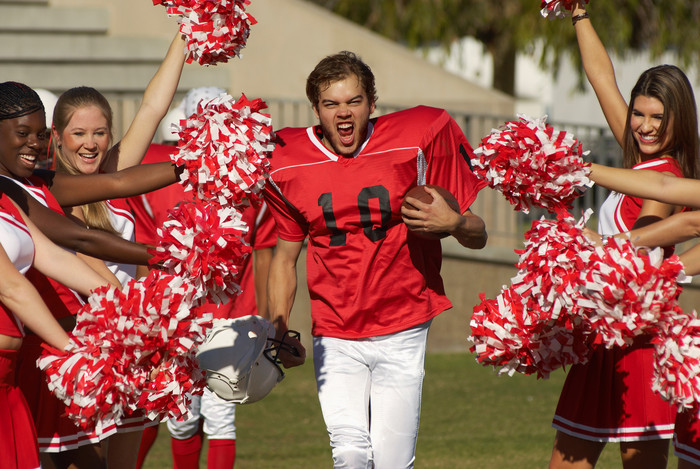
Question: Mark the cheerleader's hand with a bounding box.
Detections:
[582,227,604,246]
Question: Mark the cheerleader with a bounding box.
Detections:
[549,3,699,469]
[0,194,114,469]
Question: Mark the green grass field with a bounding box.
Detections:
[142,353,679,468]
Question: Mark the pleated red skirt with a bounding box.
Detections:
[674,409,700,465]
[0,348,41,469]
[552,337,675,442]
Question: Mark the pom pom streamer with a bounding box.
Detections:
[540,0,589,19]
[472,115,592,214]
[469,211,597,378]
[470,210,687,379]
[154,0,256,66]
[151,201,252,305]
[652,309,700,411]
[37,271,213,429]
[172,93,274,208]
[578,238,684,348]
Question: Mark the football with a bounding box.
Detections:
[402,185,460,240]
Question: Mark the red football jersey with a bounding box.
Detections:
[127,144,185,247]
[265,106,485,339]
[127,144,278,319]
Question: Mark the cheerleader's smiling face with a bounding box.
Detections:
[0,111,48,178]
[54,105,111,175]
[630,95,672,158]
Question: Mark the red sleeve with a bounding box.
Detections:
[423,111,486,213]
[251,202,277,250]
[263,180,309,242]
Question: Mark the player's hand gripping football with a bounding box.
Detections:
[401,185,461,240]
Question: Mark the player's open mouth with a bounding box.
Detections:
[337,123,354,144]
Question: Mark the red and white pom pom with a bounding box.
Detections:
[172,93,274,208]
[470,288,534,376]
[469,211,596,378]
[540,0,588,19]
[578,238,685,348]
[37,271,209,430]
[151,201,251,305]
[472,115,592,214]
[514,210,595,317]
[154,0,256,66]
[140,353,206,422]
[469,288,591,379]
[652,309,700,411]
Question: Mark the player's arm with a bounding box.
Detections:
[254,246,274,320]
[267,238,305,368]
[589,163,700,208]
[401,186,487,248]
[101,32,187,172]
[449,209,487,249]
[40,162,181,207]
[0,246,70,351]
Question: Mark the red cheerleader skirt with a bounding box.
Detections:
[674,409,700,465]
[0,348,41,469]
[552,337,675,442]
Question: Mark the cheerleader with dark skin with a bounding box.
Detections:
[0,89,178,469]
[0,195,118,469]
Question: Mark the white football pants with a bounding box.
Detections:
[167,387,237,440]
[313,320,431,469]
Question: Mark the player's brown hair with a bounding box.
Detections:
[306,51,377,109]
[623,65,699,179]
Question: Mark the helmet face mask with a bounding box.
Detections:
[263,329,301,374]
[195,316,298,404]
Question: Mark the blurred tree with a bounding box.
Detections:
[305,0,700,97]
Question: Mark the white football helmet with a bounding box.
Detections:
[196,315,295,404]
